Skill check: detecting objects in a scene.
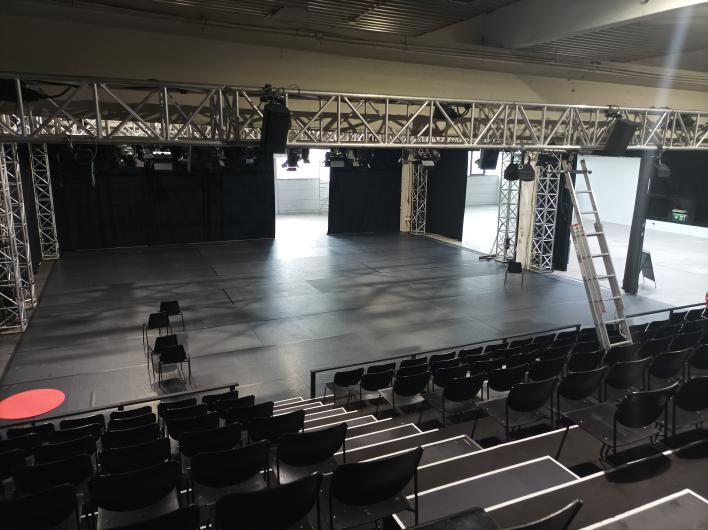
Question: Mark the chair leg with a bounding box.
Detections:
[521,272,524,288]
[418,401,425,425]
[375,395,382,418]
[180,313,185,332]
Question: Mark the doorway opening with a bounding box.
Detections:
[461,150,504,254]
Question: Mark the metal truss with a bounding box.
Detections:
[0,73,706,150]
[0,145,27,332]
[529,153,563,273]
[494,152,520,262]
[29,143,60,260]
[410,163,428,235]
[2,144,35,308]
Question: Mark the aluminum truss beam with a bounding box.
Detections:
[29,143,60,260]
[493,152,520,262]
[410,163,428,235]
[0,73,706,150]
[529,152,563,272]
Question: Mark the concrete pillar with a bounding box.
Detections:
[400,161,413,233]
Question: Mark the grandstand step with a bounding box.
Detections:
[365,435,480,469]
[300,407,347,420]
[487,440,708,529]
[273,403,335,415]
[273,397,322,410]
[303,410,365,429]
[305,414,377,432]
[341,424,422,452]
[343,418,396,438]
[395,456,577,527]
[273,396,304,406]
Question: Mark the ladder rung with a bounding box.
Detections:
[609,340,633,348]
[604,318,626,325]
[602,296,622,302]
[586,232,603,237]
[591,253,609,258]
[567,170,592,175]
[581,211,598,215]
[576,190,592,194]
[596,274,615,280]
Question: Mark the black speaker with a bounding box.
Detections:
[479,149,500,170]
[261,102,291,154]
[602,119,636,156]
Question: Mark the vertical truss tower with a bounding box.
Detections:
[530,152,563,272]
[494,151,520,262]
[410,163,428,235]
[30,144,60,260]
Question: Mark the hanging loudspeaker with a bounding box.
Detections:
[261,102,291,155]
[602,119,636,156]
[479,149,500,170]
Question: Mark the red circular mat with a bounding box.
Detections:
[0,389,65,420]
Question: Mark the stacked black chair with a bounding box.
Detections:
[378,371,430,416]
[143,311,170,353]
[0,483,81,530]
[276,423,348,484]
[323,368,364,405]
[160,300,185,331]
[603,357,650,400]
[554,366,607,423]
[422,375,484,426]
[647,348,692,389]
[157,345,191,383]
[486,364,527,399]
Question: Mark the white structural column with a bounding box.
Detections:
[400,162,413,233]
[29,143,60,260]
[0,145,27,332]
[410,163,428,235]
[494,152,520,262]
[529,153,563,272]
[2,144,35,308]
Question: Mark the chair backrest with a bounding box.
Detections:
[159,345,188,364]
[458,346,483,358]
[671,331,702,350]
[397,364,429,377]
[539,345,571,360]
[674,376,708,413]
[508,378,558,412]
[604,343,640,365]
[331,447,423,506]
[509,337,533,349]
[215,395,256,416]
[488,364,528,393]
[157,398,196,415]
[502,499,583,530]
[111,406,153,421]
[146,311,169,330]
[681,320,707,333]
[468,358,504,377]
[691,344,708,369]
[432,364,469,388]
[191,441,270,488]
[686,308,707,320]
[6,423,55,443]
[107,506,200,530]
[498,346,524,359]
[367,362,396,374]
[59,413,106,431]
[0,449,25,481]
[333,367,365,387]
[166,412,219,439]
[528,357,566,382]
[100,437,171,474]
[90,461,179,511]
[566,350,603,372]
[573,341,600,354]
[459,351,492,364]
[108,412,156,432]
[558,366,608,401]
[224,401,273,425]
[485,342,508,353]
[399,357,427,369]
[159,300,181,315]
[160,404,207,422]
[429,351,456,365]
[507,352,538,368]
[615,383,678,429]
[650,324,681,339]
[49,423,101,443]
[13,453,93,496]
[102,423,160,450]
[649,348,693,378]
[179,424,242,458]
[0,483,79,530]
[533,333,557,344]
[278,423,347,467]
[34,436,96,464]
[507,261,522,273]
[154,334,178,352]
[429,358,460,373]
[555,330,578,341]
[393,371,430,397]
[639,336,672,357]
[647,318,670,331]
[215,473,322,530]
[201,390,238,409]
[443,375,485,403]
[249,410,305,443]
[0,433,41,456]
[605,357,651,390]
[361,370,394,392]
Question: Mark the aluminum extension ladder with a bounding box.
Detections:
[561,159,632,351]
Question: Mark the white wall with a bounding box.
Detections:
[276,179,320,213]
[466,175,499,205]
[580,155,641,226]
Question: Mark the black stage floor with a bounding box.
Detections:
[0,233,668,416]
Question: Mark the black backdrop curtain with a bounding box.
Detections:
[426,150,468,241]
[327,150,401,235]
[50,145,275,251]
[552,155,576,271]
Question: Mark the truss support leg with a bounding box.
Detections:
[493,151,520,262]
[410,163,428,236]
[0,144,28,332]
[529,152,563,272]
[29,143,60,261]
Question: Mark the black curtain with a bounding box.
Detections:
[50,145,275,251]
[552,155,576,271]
[426,150,468,241]
[327,150,401,235]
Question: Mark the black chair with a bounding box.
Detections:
[603,357,650,400]
[358,370,394,401]
[685,308,707,321]
[223,401,273,426]
[111,406,153,421]
[0,483,80,530]
[143,311,170,352]
[540,344,572,360]
[90,461,180,530]
[555,330,579,341]
[367,362,396,374]
[680,320,707,333]
[6,423,55,443]
[102,423,160,450]
[484,342,508,353]
[555,366,608,422]
[160,404,207,423]
[566,350,604,372]
[329,447,423,529]
[650,324,682,340]
[277,423,347,484]
[100,438,171,474]
[504,261,524,287]
[501,499,583,530]
[166,412,219,440]
[573,341,600,354]
[378,371,430,416]
[35,436,97,464]
[160,300,184,331]
[664,376,708,436]
[179,424,243,460]
[459,351,492,365]
[191,441,270,505]
[324,368,364,405]
[0,449,25,498]
[429,351,456,365]
[397,364,429,378]
[495,345,523,360]
[689,344,708,376]
[639,337,673,358]
[561,383,678,460]
[647,348,692,389]
[109,506,200,530]
[478,378,557,440]
[604,343,640,365]
[13,454,93,496]
[486,364,528,399]
[157,345,191,383]
[671,331,703,351]
[428,358,460,373]
[507,352,538,368]
[528,357,566,382]
[422,375,484,426]
[60,414,106,432]
[215,395,256,417]
[647,318,670,331]
[248,409,305,443]
[108,413,157,432]
[0,433,41,457]
[431,364,469,389]
[202,390,238,410]
[150,335,179,375]
[469,357,504,378]
[49,423,102,444]
[509,337,534,349]
[533,333,557,345]
[157,398,197,416]
[458,346,483,358]
[215,473,322,530]
[400,357,427,370]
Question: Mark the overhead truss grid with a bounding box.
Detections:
[0,73,706,150]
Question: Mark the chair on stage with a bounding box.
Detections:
[160,301,185,332]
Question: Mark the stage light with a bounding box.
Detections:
[417,149,440,167]
[325,149,346,168]
[301,148,310,164]
[283,149,301,169]
[654,160,671,178]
